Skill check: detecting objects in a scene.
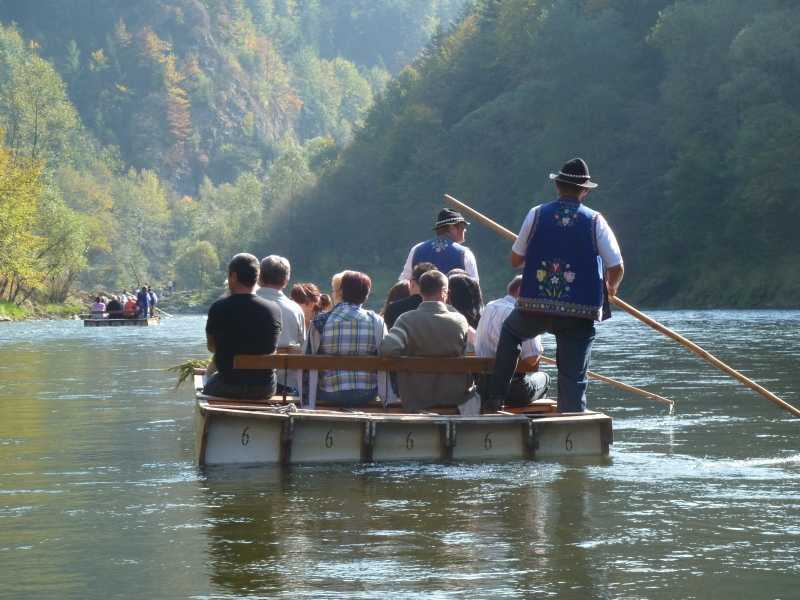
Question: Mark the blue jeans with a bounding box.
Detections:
[490,310,595,412]
[317,388,378,407]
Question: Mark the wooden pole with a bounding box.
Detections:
[443,193,800,418]
[608,296,800,418]
[539,356,674,412]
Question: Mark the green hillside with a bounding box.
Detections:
[268,0,800,307]
[0,0,465,302]
[0,0,798,308]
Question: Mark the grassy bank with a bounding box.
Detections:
[0,300,84,321]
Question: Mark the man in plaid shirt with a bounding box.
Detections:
[305,271,389,407]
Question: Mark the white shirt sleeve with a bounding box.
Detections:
[595,214,623,268]
[463,247,479,282]
[520,335,544,360]
[511,207,539,257]
[399,243,421,281]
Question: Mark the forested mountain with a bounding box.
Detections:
[0,0,465,301]
[269,0,800,307]
[0,0,798,308]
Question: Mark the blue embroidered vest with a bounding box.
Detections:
[412,236,467,274]
[518,199,604,320]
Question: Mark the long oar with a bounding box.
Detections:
[155,306,174,318]
[539,356,674,413]
[443,193,800,418]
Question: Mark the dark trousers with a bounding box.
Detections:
[489,310,596,413]
[202,372,275,401]
[478,371,550,408]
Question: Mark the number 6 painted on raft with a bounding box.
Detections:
[565,432,573,452]
[325,429,334,449]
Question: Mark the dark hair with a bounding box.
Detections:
[228,253,259,287]
[446,268,468,277]
[290,282,321,306]
[419,270,448,298]
[556,181,585,197]
[259,255,291,286]
[507,274,523,297]
[411,261,436,283]
[381,281,410,315]
[340,270,372,305]
[448,273,483,328]
[319,294,332,312]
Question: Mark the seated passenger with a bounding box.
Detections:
[384,262,435,329]
[318,293,333,314]
[90,296,106,317]
[202,253,282,401]
[380,280,411,316]
[447,272,483,351]
[380,270,479,415]
[290,282,322,330]
[306,271,388,408]
[257,255,306,393]
[106,295,124,318]
[330,271,345,305]
[475,275,549,407]
[123,297,138,318]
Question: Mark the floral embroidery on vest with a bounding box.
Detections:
[431,238,449,253]
[553,202,580,227]
[535,259,576,299]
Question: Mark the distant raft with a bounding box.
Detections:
[193,354,613,466]
[83,316,160,327]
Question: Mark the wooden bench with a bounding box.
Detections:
[228,354,555,414]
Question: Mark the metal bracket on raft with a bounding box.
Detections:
[362,420,376,462]
[280,416,294,465]
[526,420,539,460]
[440,422,456,461]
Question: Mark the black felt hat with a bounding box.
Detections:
[434,208,470,229]
[549,157,598,189]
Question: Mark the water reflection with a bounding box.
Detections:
[203,467,289,596]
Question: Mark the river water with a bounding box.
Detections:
[0,312,797,599]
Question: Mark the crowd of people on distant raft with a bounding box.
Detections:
[202,157,624,415]
[88,286,158,319]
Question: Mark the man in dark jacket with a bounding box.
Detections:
[384,262,435,329]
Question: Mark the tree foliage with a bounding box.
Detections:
[272,0,800,307]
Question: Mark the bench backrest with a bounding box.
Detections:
[233,353,537,375]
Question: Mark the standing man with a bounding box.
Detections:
[203,253,282,400]
[399,209,479,282]
[488,158,624,413]
[147,286,158,317]
[257,255,306,394]
[136,285,150,319]
[475,275,549,406]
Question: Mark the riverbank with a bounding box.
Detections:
[0,300,84,322]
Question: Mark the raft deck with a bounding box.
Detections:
[83,316,160,327]
[193,354,613,466]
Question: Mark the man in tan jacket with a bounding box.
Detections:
[380,270,480,414]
